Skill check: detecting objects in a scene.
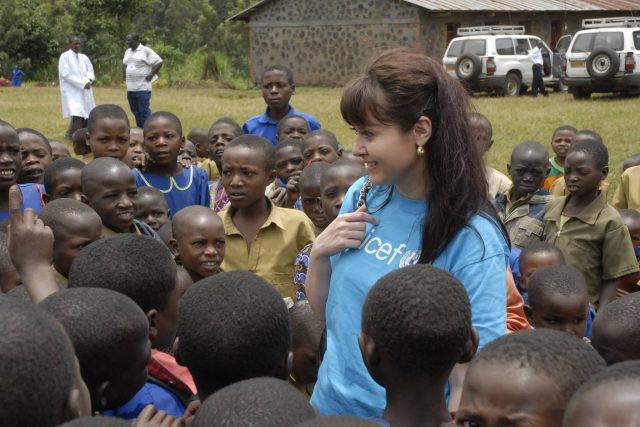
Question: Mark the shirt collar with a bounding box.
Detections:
[257,105,295,125]
[544,193,606,225]
[223,197,286,235]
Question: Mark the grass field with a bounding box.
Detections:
[0,85,638,197]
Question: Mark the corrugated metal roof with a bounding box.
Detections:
[229,0,640,21]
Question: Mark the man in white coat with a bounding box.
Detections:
[58,36,96,139]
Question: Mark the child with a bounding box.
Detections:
[17,128,52,184]
[134,112,210,218]
[135,187,170,231]
[49,139,71,160]
[0,231,21,293]
[612,164,640,211]
[591,292,640,365]
[272,139,305,209]
[302,129,343,166]
[204,118,243,211]
[299,161,331,234]
[243,65,320,145]
[68,234,194,418]
[544,138,639,309]
[170,205,225,283]
[81,157,155,236]
[71,128,92,159]
[360,265,477,427]
[39,198,103,280]
[622,152,640,171]
[179,139,198,165]
[496,140,552,249]
[41,288,151,413]
[85,104,131,161]
[468,112,511,199]
[456,329,605,427]
[192,378,316,427]
[123,127,145,169]
[187,127,209,162]
[219,135,315,299]
[289,300,325,398]
[617,209,640,296]
[564,361,640,427]
[176,271,292,400]
[0,298,91,427]
[517,241,566,298]
[297,418,379,427]
[43,157,85,202]
[0,120,44,221]
[543,125,577,190]
[525,265,592,339]
[277,114,311,142]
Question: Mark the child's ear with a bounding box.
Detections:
[268,169,277,182]
[358,332,381,376]
[337,146,344,157]
[63,387,84,422]
[524,305,534,326]
[42,193,51,204]
[147,309,160,341]
[169,238,180,258]
[459,327,479,364]
[275,350,293,380]
[602,165,609,179]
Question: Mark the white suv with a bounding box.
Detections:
[442,26,561,96]
[563,17,640,99]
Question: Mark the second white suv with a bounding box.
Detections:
[563,17,640,99]
[442,26,561,96]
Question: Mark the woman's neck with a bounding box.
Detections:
[149,160,182,177]
[394,159,429,200]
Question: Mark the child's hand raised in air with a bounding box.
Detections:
[313,204,378,258]
[285,170,302,207]
[133,405,185,427]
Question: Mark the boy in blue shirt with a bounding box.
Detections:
[243,65,320,145]
[11,65,24,87]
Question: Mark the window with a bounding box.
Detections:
[572,33,594,53]
[556,35,572,53]
[446,40,463,57]
[634,31,640,50]
[593,32,624,51]
[496,38,515,55]
[462,39,487,56]
[515,38,530,55]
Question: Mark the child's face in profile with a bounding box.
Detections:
[221,146,275,209]
[469,120,493,155]
[520,252,564,290]
[87,118,130,161]
[508,150,548,197]
[261,70,294,111]
[456,362,564,427]
[529,292,588,339]
[551,130,574,160]
[86,171,138,233]
[135,193,169,231]
[171,215,225,282]
[18,133,52,184]
[144,117,184,167]
[321,167,364,220]
[208,123,239,165]
[278,117,309,142]
[123,129,145,169]
[49,167,83,202]
[564,151,607,198]
[564,381,640,427]
[54,215,103,278]
[621,218,640,249]
[0,128,22,190]
[303,136,341,166]
[275,146,304,182]
[301,181,329,231]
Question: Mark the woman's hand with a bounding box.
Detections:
[313,205,378,258]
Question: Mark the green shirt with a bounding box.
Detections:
[544,193,639,309]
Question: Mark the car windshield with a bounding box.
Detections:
[496,38,515,55]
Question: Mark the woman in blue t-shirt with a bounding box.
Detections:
[307,48,510,417]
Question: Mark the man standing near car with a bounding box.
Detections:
[123,32,163,127]
[528,41,549,98]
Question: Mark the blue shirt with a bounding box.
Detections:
[134,166,210,219]
[102,381,186,420]
[11,69,24,87]
[0,183,44,222]
[242,105,321,145]
[311,178,509,417]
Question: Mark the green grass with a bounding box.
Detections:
[0,86,638,197]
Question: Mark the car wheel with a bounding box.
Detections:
[503,73,522,97]
[586,48,620,80]
[455,54,482,80]
[553,81,565,93]
[572,90,592,100]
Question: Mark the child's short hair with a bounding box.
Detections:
[225,135,276,170]
[192,378,316,427]
[296,417,380,427]
[16,128,52,153]
[303,129,341,150]
[187,127,207,143]
[39,198,101,239]
[575,129,603,144]
[567,138,609,168]
[299,161,330,193]
[262,64,294,84]
[43,157,86,195]
[276,114,309,135]
[177,271,290,397]
[87,104,130,134]
[290,300,324,349]
[362,264,471,375]
[510,140,548,162]
[518,241,565,273]
[40,288,149,399]
[553,125,578,136]
[623,153,640,171]
[0,299,76,427]
[472,329,605,401]
[210,117,243,136]
[157,222,173,248]
[527,265,588,308]
[68,234,176,314]
[468,112,492,133]
[137,186,168,206]
[144,111,182,135]
[592,292,640,364]
[71,128,89,154]
[275,138,304,154]
[58,416,130,427]
[320,159,367,188]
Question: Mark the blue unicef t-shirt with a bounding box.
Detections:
[311,178,509,417]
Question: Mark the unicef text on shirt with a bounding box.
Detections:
[358,228,421,267]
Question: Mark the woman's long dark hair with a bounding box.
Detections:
[341,48,500,264]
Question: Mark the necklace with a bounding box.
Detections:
[136,167,194,193]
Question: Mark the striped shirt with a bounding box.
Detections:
[123,44,162,91]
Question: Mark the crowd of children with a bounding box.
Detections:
[1,49,640,427]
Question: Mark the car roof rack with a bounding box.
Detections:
[582,16,640,28]
[457,25,525,36]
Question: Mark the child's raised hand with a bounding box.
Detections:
[285,172,301,205]
[313,204,378,258]
[134,405,185,427]
[270,187,288,207]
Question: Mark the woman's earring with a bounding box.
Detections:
[417,146,425,156]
